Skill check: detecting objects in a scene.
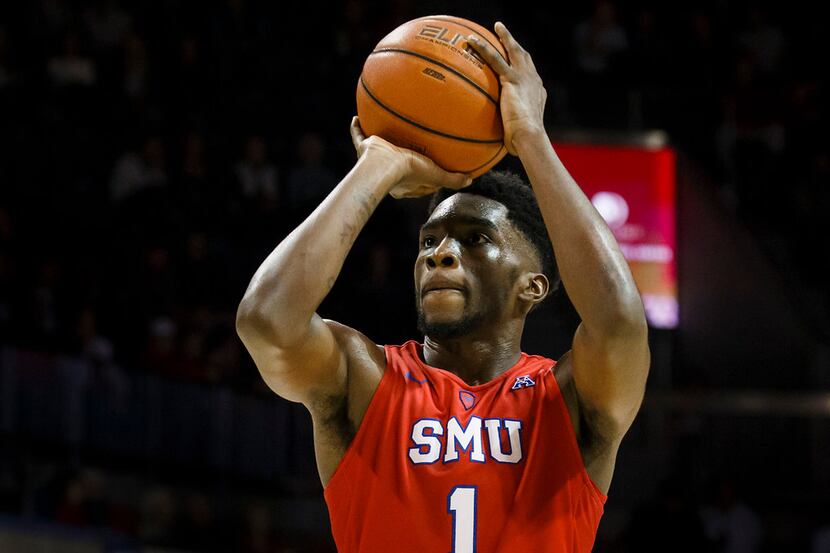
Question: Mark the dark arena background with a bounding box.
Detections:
[1,1,829,552]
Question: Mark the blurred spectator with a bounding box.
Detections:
[285,132,337,212]
[109,135,168,204]
[177,230,218,309]
[0,205,13,249]
[717,43,787,226]
[55,474,87,525]
[173,326,207,381]
[622,474,712,553]
[176,130,220,229]
[82,0,132,50]
[732,52,787,156]
[142,315,178,375]
[573,0,628,76]
[179,491,224,551]
[626,8,670,86]
[679,11,720,89]
[236,135,279,206]
[700,474,763,553]
[737,7,786,78]
[334,0,374,61]
[571,1,630,126]
[792,151,830,285]
[19,258,64,351]
[73,306,114,362]
[138,245,178,318]
[345,241,413,341]
[139,486,179,546]
[72,305,132,401]
[204,323,245,385]
[121,31,149,101]
[39,0,73,34]
[47,31,97,88]
[181,131,208,186]
[0,251,12,343]
[0,439,23,514]
[0,207,14,341]
[233,135,287,252]
[239,502,278,553]
[814,507,830,553]
[55,469,107,527]
[0,26,13,90]
[162,34,212,126]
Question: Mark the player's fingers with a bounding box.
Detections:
[466,35,511,76]
[494,21,528,62]
[350,116,365,151]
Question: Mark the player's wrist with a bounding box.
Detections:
[511,124,548,154]
[355,147,408,192]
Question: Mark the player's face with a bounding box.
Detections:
[414,193,533,339]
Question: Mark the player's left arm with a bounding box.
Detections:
[468,23,650,441]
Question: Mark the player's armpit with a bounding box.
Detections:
[570,316,650,440]
[237,313,348,405]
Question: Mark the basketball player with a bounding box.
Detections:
[236,22,649,552]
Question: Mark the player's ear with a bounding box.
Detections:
[518,272,549,308]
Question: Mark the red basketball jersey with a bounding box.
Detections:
[324,340,607,553]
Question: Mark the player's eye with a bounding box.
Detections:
[466,233,488,245]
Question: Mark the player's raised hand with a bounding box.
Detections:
[350,116,472,199]
[466,22,547,155]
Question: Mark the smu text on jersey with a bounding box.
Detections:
[408,416,523,464]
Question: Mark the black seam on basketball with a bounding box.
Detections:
[461,144,506,174]
[412,16,508,65]
[369,48,497,105]
[359,77,502,144]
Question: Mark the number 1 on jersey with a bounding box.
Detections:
[447,486,477,553]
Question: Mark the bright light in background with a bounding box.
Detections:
[591,191,630,229]
[554,143,678,329]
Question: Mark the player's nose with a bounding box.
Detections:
[426,237,460,269]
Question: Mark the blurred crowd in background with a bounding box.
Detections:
[0,0,828,551]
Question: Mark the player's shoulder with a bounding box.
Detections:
[319,320,387,439]
[322,319,386,377]
[514,350,560,384]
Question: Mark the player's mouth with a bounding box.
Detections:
[423,288,464,295]
[421,276,466,298]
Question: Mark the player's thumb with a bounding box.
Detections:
[442,173,473,190]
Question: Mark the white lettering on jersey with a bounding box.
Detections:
[484,419,523,463]
[408,419,444,464]
[408,417,523,465]
[444,417,485,463]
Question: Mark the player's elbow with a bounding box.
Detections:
[235,296,259,335]
[236,296,310,351]
[235,296,277,346]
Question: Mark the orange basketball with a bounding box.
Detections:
[356,15,509,177]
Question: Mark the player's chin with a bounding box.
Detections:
[421,308,465,329]
[420,291,466,319]
[420,291,467,312]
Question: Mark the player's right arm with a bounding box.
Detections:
[235,118,471,405]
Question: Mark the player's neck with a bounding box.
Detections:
[422,327,523,386]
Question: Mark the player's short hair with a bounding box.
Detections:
[427,170,561,298]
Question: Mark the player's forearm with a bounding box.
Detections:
[237,154,401,347]
[514,129,645,333]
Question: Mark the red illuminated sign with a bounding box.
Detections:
[553,143,677,328]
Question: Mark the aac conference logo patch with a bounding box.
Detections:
[511,375,536,391]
